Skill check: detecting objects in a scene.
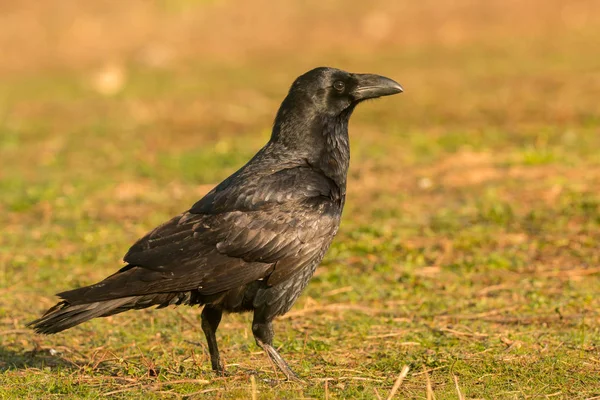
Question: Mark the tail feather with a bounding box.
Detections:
[29,291,197,334]
[28,297,135,334]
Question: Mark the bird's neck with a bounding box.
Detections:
[314,113,351,189]
[271,108,352,189]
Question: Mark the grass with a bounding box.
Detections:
[1,1,600,398]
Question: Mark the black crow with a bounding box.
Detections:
[29,67,402,380]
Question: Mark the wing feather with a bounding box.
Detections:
[87,166,344,300]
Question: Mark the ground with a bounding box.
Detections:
[0,0,599,398]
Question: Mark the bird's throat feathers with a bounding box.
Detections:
[271,104,353,188]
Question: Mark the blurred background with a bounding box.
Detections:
[1,0,599,397]
[2,0,599,128]
[2,0,599,220]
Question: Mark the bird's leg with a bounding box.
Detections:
[201,306,224,373]
[252,315,301,381]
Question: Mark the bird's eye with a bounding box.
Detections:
[333,81,345,92]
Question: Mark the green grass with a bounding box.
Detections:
[1,2,600,398]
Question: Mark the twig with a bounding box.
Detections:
[386,365,410,400]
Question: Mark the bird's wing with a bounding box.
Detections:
[60,167,340,303]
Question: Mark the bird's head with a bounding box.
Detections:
[271,67,402,155]
[285,67,403,117]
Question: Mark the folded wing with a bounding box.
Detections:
[59,166,341,304]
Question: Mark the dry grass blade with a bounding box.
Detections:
[453,374,465,400]
[413,366,445,376]
[338,377,384,382]
[102,378,211,395]
[440,327,488,339]
[386,365,410,400]
[184,388,223,397]
[434,306,520,321]
[280,303,390,319]
[423,365,435,400]
[153,379,210,386]
[373,387,383,400]
[103,385,141,396]
[251,375,257,400]
[323,286,353,296]
[539,267,600,278]
[0,329,30,335]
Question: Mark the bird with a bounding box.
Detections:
[29,67,403,380]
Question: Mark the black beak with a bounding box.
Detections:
[352,73,403,101]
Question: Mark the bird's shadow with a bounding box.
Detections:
[1,345,310,389]
[0,346,80,372]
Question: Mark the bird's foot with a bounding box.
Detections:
[256,340,305,383]
[211,361,229,377]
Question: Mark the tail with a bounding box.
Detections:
[28,263,202,334]
[28,297,137,334]
[28,290,196,335]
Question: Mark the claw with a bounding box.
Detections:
[256,339,304,383]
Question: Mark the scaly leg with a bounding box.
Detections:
[252,314,301,381]
[201,306,224,373]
